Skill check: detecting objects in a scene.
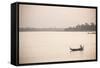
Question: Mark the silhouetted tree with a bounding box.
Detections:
[64,22,96,31]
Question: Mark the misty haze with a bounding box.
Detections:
[19,4,96,64]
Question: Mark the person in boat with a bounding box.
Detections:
[80,45,83,48]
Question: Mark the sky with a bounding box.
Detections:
[19,4,96,28]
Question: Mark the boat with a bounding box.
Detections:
[88,32,96,34]
[70,45,84,51]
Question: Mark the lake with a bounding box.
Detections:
[19,32,96,64]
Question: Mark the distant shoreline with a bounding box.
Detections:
[19,28,96,32]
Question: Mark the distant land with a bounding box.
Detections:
[19,23,96,32]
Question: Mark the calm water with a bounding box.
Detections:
[19,32,96,64]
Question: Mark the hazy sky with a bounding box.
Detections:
[19,4,96,28]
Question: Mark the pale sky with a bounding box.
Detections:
[19,4,96,28]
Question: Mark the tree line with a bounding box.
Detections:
[19,23,96,31]
[64,23,96,31]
